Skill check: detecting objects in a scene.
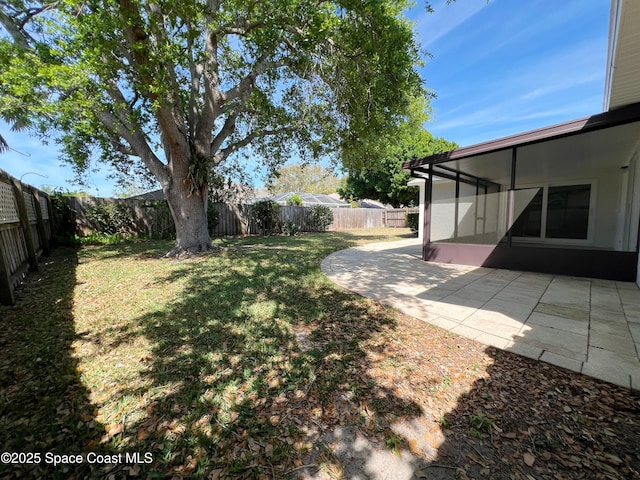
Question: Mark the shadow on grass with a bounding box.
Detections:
[324,240,640,478]
[110,233,431,478]
[0,247,110,479]
[0,231,432,478]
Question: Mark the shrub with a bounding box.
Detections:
[281,221,301,236]
[85,203,137,235]
[79,232,126,246]
[306,205,333,232]
[50,192,78,244]
[406,212,419,235]
[251,200,281,235]
[286,193,303,206]
[141,200,174,239]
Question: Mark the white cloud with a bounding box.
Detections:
[412,0,492,48]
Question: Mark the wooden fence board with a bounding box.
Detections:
[0,170,53,305]
[327,208,383,230]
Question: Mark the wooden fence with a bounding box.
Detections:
[66,196,174,238]
[213,204,416,234]
[67,195,417,238]
[0,169,54,305]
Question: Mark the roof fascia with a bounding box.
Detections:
[604,0,624,112]
[403,101,640,170]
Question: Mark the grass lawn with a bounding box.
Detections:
[2,228,639,480]
[0,229,419,478]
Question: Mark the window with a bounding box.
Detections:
[511,183,592,241]
[545,184,590,239]
[511,189,543,237]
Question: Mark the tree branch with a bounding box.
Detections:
[0,7,33,50]
[211,20,266,37]
[117,0,186,157]
[187,23,201,138]
[222,54,287,109]
[209,111,238,156]
[213,125,292,165]
[96,107,169,186]
[193,24,224,155]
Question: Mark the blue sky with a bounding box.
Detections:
[0,0,611,195]
[410,0,610,145]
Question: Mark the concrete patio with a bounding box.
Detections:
[321,239,640,390]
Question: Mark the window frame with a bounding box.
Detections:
[511,179,597,245]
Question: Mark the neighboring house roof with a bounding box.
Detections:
[357,199,387,209]
[253,189,270,199]
[128,189,165,201]
[327,192,390,209]
[250,192,351,207]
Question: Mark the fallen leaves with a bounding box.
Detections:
[3,238,640,480]
[523,452,536,467]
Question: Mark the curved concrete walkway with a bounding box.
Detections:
[321,239,640,390]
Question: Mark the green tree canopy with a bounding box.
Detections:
[0,134,7,154]
[338,97,458,208]
[267,163,342,194]
[0,0,426,254]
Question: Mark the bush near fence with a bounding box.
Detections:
[64,196,175,239]
[0,169,54,305]
[66,195,417,238]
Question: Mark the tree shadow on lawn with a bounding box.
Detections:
[8,234,638,479]
[0,247,112,479]
[315,238,640,479]
[77,239,174,261]
[81,233,440,478]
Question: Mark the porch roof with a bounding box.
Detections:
[605,0,640,110]
[403,101,640,172]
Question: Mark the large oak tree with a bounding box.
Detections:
[1,0,426,254]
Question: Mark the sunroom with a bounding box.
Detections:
[403,101,640,283]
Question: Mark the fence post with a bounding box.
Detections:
[45,195,55,239]
[33,191,50,256]
[0,235,15,305]
[11,179,38,271]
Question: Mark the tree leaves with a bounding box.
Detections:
[338,96,458,207]
[267,163,342,195]
[1,0,426,182]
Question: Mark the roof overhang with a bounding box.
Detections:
[403,101,640,172]
[604,0,640,111]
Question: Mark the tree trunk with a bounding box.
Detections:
[164,182,212,257]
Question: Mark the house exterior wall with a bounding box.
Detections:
[429,170,625,250]
[594,169,625,249]
[409,178,426,240]
[431,180,456,241]
[511,169,620,250]
[405,105,640,281]
[627,142,640,286]
[418,156,639,280]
